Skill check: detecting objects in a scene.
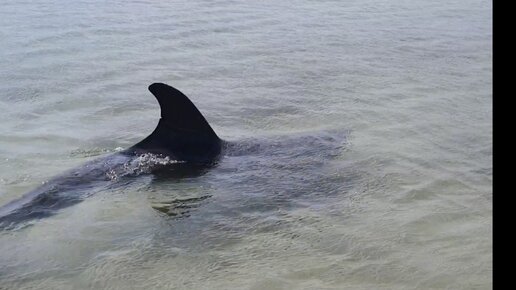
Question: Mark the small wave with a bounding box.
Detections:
[70,147,126,158]
[70,147,115,158]
[106,153,184,181]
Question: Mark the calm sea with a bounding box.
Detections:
[0,0,492,289]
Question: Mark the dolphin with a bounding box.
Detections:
[0,83,222,228]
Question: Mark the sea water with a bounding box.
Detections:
[0,0,492,289]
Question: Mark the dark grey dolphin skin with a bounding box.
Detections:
[0,83,222,228]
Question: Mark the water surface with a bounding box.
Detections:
[0,0,492,289]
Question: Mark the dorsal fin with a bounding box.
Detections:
[129,83,221,161]
[149,83,218,137]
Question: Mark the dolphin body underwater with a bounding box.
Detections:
[0,83,223,228]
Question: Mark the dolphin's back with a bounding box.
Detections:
[0,83,222,229]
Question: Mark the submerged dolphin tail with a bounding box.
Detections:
[129,83,221,161]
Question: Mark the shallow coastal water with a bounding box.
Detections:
[0,0,492,289]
